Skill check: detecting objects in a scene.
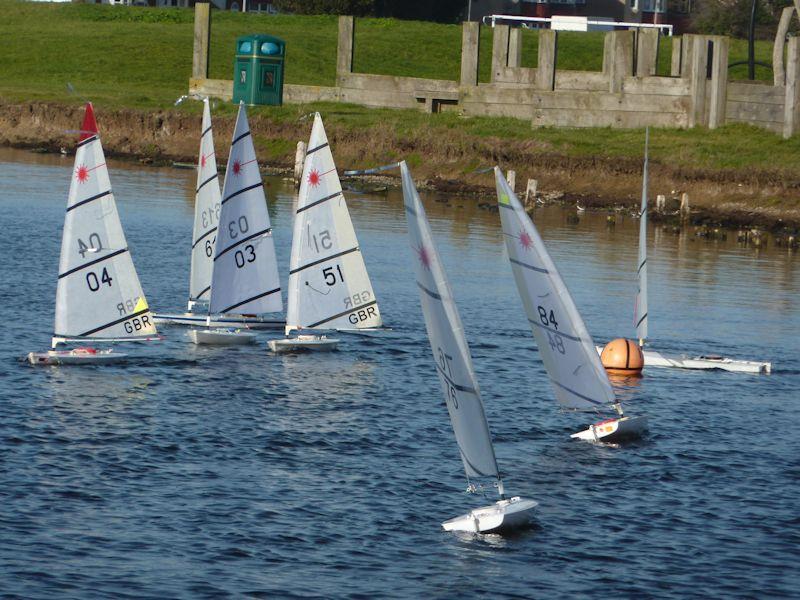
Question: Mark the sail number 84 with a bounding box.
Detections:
[537,305,565,355]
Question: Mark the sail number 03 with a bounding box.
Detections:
[234,244,256,268]
[537,305,565,354]
[437,347,459,409]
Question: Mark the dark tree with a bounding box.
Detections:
[273,0,374,16]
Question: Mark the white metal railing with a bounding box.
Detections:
[481,14,673,37]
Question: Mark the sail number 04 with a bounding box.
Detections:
[86,267,113,292]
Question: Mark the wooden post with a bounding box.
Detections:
[460,21,480,87]
[680,192,690,221]
[192,2,211,80]
[508,27,522,68]
[337,16,354,82]
[687,35,707,127]
[491,24,511,82]
[536,30,557,91]
[708,36,729,129]
[656,194,666,212]
[773,6,794,86]
[670,36,683,77]
[607,30,634,93]
[784,36,800,138]
[506,170,516,192]
[525,179,538,206]
[636,29,659,77]
[294,141,307,189]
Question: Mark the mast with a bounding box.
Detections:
[285,113,382,335]
[52,102,157,347]
[401,161,502,494]
[636,128,650,347]
[188,98,222,310]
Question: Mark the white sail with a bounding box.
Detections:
[402,162,499,480]
[188,98,222,307]
[285,113,382,333]
[495,167,615,412]
[53,103,157,343]
[209,103,282,316]
[635,129,649,343]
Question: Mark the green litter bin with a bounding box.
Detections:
[232,34,285,106]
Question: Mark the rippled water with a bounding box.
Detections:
[1,147,798,598]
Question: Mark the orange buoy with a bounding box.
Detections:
[600,338,644,376]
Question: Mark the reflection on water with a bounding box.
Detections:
[1,146,799,598]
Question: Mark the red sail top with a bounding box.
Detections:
[79,102,98,142]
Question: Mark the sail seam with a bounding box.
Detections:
[78,307,150,337]
[296,190,342,214]
[306,142,329,155]
[221,182,263,205]
[416,281,442,300]
[201,124,212,138]
[196,173,218,193]
[436,364,476,394]
[404,204,417,217]
[214,227,272,259]
[636,313,648,328]
[231,130,251,145]
[289,246,358,274]
[219,287,281,313]
[528,319,581,342]
[76,135,98,149]
[58,248,128,279]
[498,202,513,211]
[192,227,218,249]
[306,300,378,328]
[551,379,605,406]
[510,257,548,274]
[67,190,112,213]
[638,259,647,273]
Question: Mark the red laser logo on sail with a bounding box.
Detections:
[76,165,90,183]
[308,169,321,187]
[519,231,533,250]
[416,245,431,270]
[201,154,207,168]
[232,160,242,176]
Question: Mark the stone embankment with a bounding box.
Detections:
[2,100,799,231]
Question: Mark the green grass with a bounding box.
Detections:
[0,0,797,177]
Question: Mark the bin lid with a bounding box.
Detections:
[236,34,285,57]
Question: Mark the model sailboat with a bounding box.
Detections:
[495,168,647,443]
[154,100,284,332]
[28,103,159,365]
[402,161,537,532]
[621,130,771,374]
[269,113,382,352]
[187,102,282,345]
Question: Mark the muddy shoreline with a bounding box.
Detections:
[3,100,800,233]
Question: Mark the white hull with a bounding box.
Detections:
[27,348,126,366]
[189,329,256,345]
[442,496,538,533]
[570,415,648,443]
[595,345,771,374]
[154,312,284,330]
[268,335,339,353]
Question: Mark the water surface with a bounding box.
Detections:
[1,147,798,598]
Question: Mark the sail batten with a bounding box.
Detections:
[635,129,650,342]
[208,103,282,317]
[495,168,615,413]
[53,102,157,342]
[402,161,499,481]
[285,113,382,332]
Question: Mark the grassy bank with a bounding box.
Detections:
[0,0,778,109]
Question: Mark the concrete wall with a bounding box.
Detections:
[188,5,800,137]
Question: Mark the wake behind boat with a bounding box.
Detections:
[269,113,382,352]
[27,102,159,366]
[494,168,646,443]
[604,129,771,375]
[402,161,536,533]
